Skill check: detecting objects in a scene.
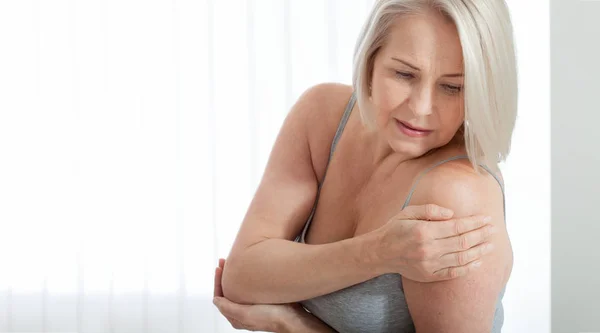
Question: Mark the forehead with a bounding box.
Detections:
[381,11,464,71]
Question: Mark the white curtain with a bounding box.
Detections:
[0,0,549,332]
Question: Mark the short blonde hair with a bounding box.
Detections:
[352,0,518,171]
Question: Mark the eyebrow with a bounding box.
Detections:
[391,57,464,77]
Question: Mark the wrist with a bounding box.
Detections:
[354,227,388,276]
[274,304,309,333]
[279,306,335,333]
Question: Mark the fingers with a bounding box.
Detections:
[430,215,493,239]
[437,222,496,253]
[400,204,454,221]
[430,241,495,281]
[213,296,249,325]
[214,267,224,297]
[438,241,494,268]
[227,317,246,330]
[431,258,483,281]
[214,258,226,297]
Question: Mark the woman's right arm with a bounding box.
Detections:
[221,84,384,305]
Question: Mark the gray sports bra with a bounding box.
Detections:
[294,92,506,333]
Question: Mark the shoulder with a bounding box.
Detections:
[297,82,353,104]
[293,82,353,122]
[279,82,353,152]
[292,83,355,181]
[401,156,512,332]
[286,82,353,146]
[412,158,505,220]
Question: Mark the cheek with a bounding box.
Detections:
[438,103,464,134]
[371,77,410,121]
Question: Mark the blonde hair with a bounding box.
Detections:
[352,0,518,172]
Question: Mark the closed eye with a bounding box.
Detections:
[395,71,414,80]
[442,84,462,94]
[395,71,462,94]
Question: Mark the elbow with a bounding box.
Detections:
[221,254,254,304]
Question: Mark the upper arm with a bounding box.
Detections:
[402,161,513,333]
[228,83,348,256]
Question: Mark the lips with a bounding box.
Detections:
[399,121,430,132]
[395,119,432,137]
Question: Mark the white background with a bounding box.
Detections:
[0,0,549,332]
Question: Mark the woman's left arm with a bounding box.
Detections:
[213,259,336,333]
[213,297,335,333]
[401,162,513,333]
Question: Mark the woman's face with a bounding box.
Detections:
[370,10,465,158]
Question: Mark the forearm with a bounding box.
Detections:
[222,232,382,304]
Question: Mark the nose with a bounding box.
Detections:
[408,84,434,116]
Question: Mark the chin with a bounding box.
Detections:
[388,140,431,158]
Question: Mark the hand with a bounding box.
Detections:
[372,204,496,282]
[213,258,309,332]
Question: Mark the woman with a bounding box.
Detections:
[213,0,517,332]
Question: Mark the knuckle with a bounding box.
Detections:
[457,251,468,266]
[448,267,461,279]
[413,224,428,242]
[454,220,463,235]
[459,234,470,250]
[483,242,494,254]
[479,243,488,256]
[424,204,438,218]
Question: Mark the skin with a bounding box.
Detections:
[216,7,513,333]
[354,10,513,332]
[369,11,466,162]
[214,259,336,333]
[367,13,512,332]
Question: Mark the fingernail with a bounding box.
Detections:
[486,243,495,252]
[483,216,492,223]
[473,261,482,268]
[442,209,453,217]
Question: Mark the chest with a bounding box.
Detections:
[304,142,420,245]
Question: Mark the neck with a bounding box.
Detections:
[362,125,463,169]
[362,125,410,168]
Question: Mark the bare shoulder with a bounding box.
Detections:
[294,83,354,181]
[414,158,505,221]
[296,82,354,132]
[408,151,512,279]
[401,157,513,332]
[295,83,353,115]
